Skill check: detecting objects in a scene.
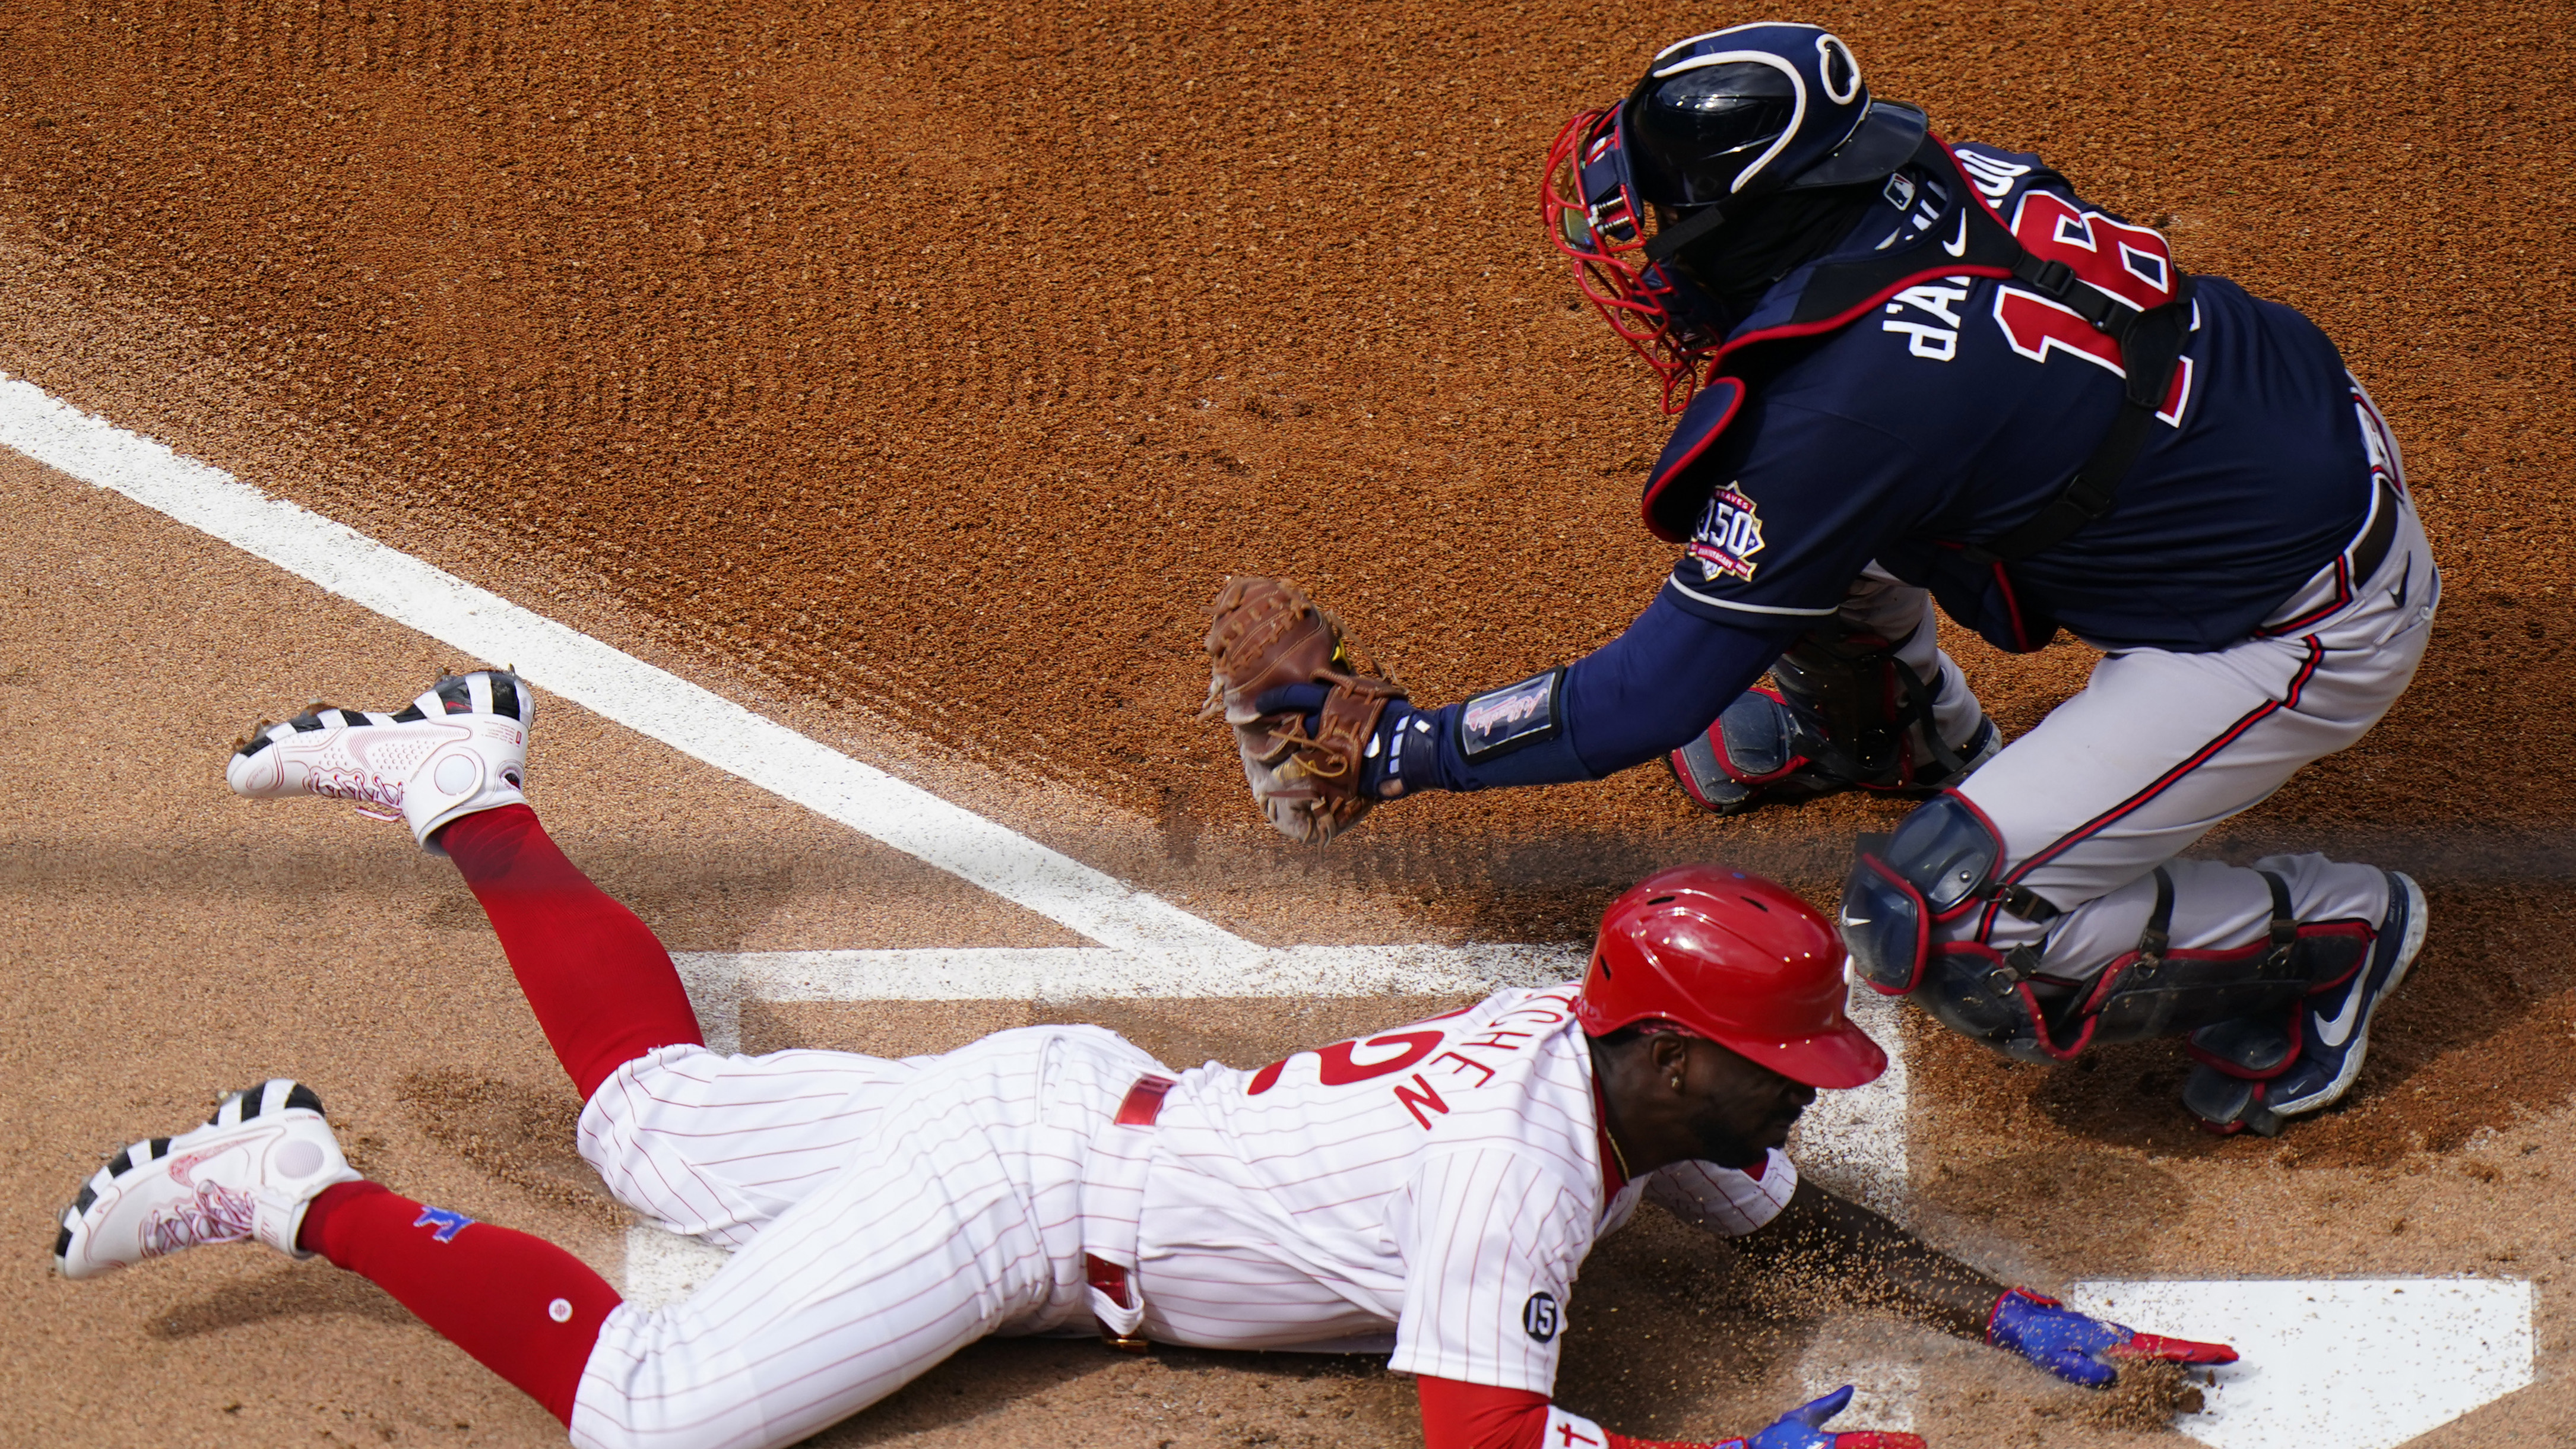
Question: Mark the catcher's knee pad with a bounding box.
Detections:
[1669,626,1992,816]
[1842,795,2095,1065]
[1840,792,2035,995]
[1667,687,1826,814]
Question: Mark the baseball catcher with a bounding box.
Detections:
[1210,22,2438,1137]
[56,670,2232,1449]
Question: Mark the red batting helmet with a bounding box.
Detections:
[1574,863,1887,1089]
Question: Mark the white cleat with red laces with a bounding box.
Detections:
[54,1079,362,1280]
[225,668,534,852]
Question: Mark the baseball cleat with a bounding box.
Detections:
[227,669,534,853]
[55,1080,362,1280]
[2183,872,2426,1135]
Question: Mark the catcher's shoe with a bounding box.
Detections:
[2182,872,2427,1136]
[55,1080,362,1280]
[227,669,533,853]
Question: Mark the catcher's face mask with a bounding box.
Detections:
[1539,24,1927,413]
[1540,104,1729,415]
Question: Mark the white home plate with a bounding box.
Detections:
[1797,1349,1920,1432]
[625,1227,734,1311]
[2067,1279,2533,1449]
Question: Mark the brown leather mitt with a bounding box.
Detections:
[1199,576,1406,845]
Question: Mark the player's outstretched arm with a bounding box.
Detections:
[1229,586,1792,801]
[1731,1181,2237,1387]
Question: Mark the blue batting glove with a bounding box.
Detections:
[1988,1287,2238,1388]
[1713,1387,1925,1449]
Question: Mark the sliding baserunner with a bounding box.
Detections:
[56,670,2230,1449]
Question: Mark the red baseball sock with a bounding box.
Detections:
[437,804,705,1099]
[298,1181,622,1426]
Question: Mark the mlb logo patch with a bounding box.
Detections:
[1688,486,1767,581]
[412,1205,477,1243]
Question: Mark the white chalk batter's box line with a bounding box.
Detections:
[0,373,2534,1449]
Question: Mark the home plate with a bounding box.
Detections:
[625,1227,734,1310]
[2067,1279,2533,1449]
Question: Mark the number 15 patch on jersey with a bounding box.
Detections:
[1687,486,1767,581]
[1522,1292,1560,1342]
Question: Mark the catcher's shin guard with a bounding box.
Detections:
[1914,870,2357,1064]
[1668,624,1995,816]
[1846,800,2378,1067]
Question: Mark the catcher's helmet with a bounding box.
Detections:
[1574,863,1888,1089]
[1623,24,1927,208]
[1541,24,1927,410]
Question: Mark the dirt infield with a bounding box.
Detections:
[2,0,2573,1442]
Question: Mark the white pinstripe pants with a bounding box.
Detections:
[564,1028,1165,1449]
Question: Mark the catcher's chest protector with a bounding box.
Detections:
[1639,138,2197,652]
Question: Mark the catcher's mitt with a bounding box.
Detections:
[1199,576,1406,845]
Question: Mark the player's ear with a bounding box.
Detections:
[1652,1032,1691,1086]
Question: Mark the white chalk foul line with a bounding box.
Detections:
[0,372,1237,954]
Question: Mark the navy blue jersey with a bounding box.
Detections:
[1659,144,2373,654]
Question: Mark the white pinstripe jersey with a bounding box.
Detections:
[1130,984,1796,1393]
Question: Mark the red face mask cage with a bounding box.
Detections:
[1539,106,1725,414]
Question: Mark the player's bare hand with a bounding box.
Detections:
[1718,1386,1926,1449]
[1987,1287,2239,1387]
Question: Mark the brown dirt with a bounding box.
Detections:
[2,0,2568,827]
[397,1069,617,1220]
[4,0,2573,1444]
[2062,1361,2203,1432]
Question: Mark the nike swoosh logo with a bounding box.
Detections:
[2388,552,2411,610]
[2314,985,2366,1048]
[1941,211,1969,258]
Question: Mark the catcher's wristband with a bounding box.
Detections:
[1426,671,1601,791]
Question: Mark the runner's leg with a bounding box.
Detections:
[441,804,919,1241]
[439,803,703,1101]
[298,1180,622,1428]
[569,1030,1145,1449]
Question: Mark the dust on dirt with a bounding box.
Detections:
[0,0,2565,834]
[6,0,2573,1147]
[397,1068,616,1219]
[2058,1361,2204,1433]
